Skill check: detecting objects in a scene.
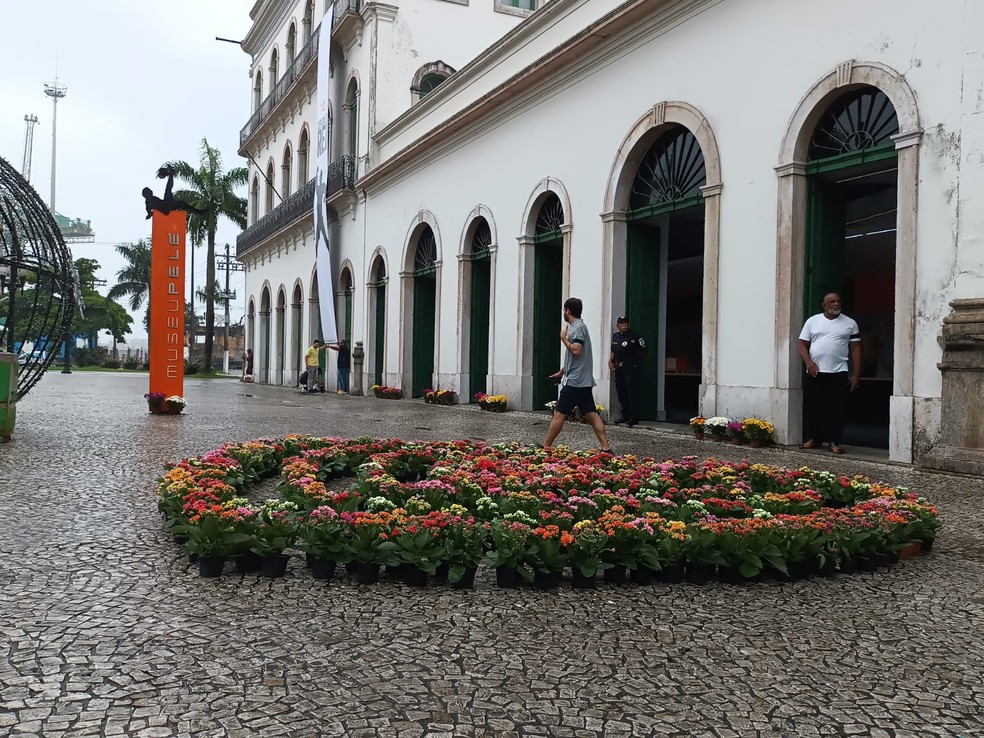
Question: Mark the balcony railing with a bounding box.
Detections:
[332,0,362,28]
[240,26,321,148]
[237,178,316,257]
[327,156,356,199]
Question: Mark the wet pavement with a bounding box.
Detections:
[0,372,982,738]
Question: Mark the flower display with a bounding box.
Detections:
[475,393,508,412]
[424,389,457,405]
[742,418,775,443]
[689,417,706,437]
[704,417,730,436]
[158,438,940,585]
[371,385,403,399]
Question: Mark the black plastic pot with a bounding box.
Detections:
[657,562,684,583]
[571,569,596,589]
[630,566,655,585]
[260,554,290,578]
[450,567,477,590]
[198,556,225,578]
[717,566,745,584]
[353,561,380,584]
[495,566,521,589]
[603,564,627,584]
[403,566,428,588]
[685,563,715,584]
[533,569,560,590]
[309,558,337,581]
[234,552,263,573]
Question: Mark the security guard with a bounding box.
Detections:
[608,315,646,426]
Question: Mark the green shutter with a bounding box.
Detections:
[374,284,385,385]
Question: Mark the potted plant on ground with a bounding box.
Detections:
[371,385,403,399]
[689,416,706,439]
[704,416,729,441]
[425,389,457,406]
[476,393,508,412]
[487,520,534,587]
[568,521,609,589]
[180,506,255,578]
[345,511,400,584]
[727,420,746,445]
[298,506,352,581]
[391,512,450,587]
[443,512,489,589]
[525,524,570,590]
[251,500,301,577]
[164,395,187,414]
[145,392,166,414]
[742,418,775,448]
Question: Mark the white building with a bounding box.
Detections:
[238,0,984,465]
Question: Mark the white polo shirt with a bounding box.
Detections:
[799,313,860,374]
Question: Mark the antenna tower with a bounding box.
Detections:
[22,115,39,183]
[43,79,68,213]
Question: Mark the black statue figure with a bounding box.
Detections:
[143,166,207,220]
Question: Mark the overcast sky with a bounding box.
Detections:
[0,0,253,344]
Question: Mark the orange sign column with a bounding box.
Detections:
[149,211,186,400]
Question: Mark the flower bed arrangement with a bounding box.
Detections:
[371,385,403,400]
[424,389,457,405]
[158,437,940,586]
[145,392,187,415]
[474,393,507,412]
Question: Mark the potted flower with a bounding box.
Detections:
[251,500,301,577]
[726,420,746,445]
[487,520,534,587]
[443,513,489,589]
[704,416,729,441]
[476,393,508,412]
[689,416,706,439]
[682,523,724,584]
[179,506,255,578]
[567,521,609,589]
[145,392,166,414]
[344,511,400,584]
[164,395,187,414]
[425,389,457,406]
[742,418,774,448]
[391,512,450,586]
[371,385,403,399]
[525,524,570,590]
[298,506,352,581]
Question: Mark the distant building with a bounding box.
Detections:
[238,0,984,465]
[53,212,94,243]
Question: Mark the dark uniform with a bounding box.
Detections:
[610,317,646,425]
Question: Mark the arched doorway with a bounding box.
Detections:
[624,125,706,423]
[291,284,303,386]
[803,87,899,449]
[275,288,286,385]
[466,218,492,399]
[338,267,354,347]
[410,227,438,397]
[247,298,256,376]
[531,194,565,410]
[369,256,387,387]
[259,286,272,384]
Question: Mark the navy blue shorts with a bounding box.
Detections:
[556,385,597,417]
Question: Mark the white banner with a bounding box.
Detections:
[314,10,338,343]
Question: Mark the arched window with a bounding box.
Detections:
[286,23,297,61]
[269,48,279,86]
[808,87,899,161]
[250,176,259,222]
[417,74,447,100]
[281,143,293,199]
[411,61,456,102]
[413,227,438,275]
[297,127,309,187]
[302,0,314,41]
[253,70,263,111]
[534,193,565,242]
[471,218,492,258]
[265,161,275,213]
[629,125,706,212]
[346,81,359,159]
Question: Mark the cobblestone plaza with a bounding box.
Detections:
[1,373,982,738]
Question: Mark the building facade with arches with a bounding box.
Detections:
[239,0,984,464]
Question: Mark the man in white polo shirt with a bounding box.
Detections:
[798,292,861,454]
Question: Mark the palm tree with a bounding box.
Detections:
[166,139,247,371]
[107,239,152,311]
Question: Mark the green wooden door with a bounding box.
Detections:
[469,258,491,399]
[625,221,661,420]
[411,276,436,397]
[805,178,847,319]
[532,240,563,409]
[262,313,271,384]
[344,291,353,345]
[374,284,385,386]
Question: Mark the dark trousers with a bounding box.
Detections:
[614,364,637,422]
[338,368,349,392]
[806,371,849,445]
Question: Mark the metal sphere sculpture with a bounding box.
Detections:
[0,156,78,399]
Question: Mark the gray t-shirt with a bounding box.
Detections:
[561,318,596,388]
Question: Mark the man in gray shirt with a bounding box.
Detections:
[543,297,613,453]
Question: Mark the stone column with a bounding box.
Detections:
[921,299,984,474]
[352,341,365,397]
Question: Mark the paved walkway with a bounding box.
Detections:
[0,373,982,738]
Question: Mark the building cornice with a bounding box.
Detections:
[243,0,296,61]
[360,0,697,193]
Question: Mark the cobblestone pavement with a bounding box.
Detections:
[1,373,982,738]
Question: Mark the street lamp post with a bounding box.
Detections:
[61,331,72,374]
